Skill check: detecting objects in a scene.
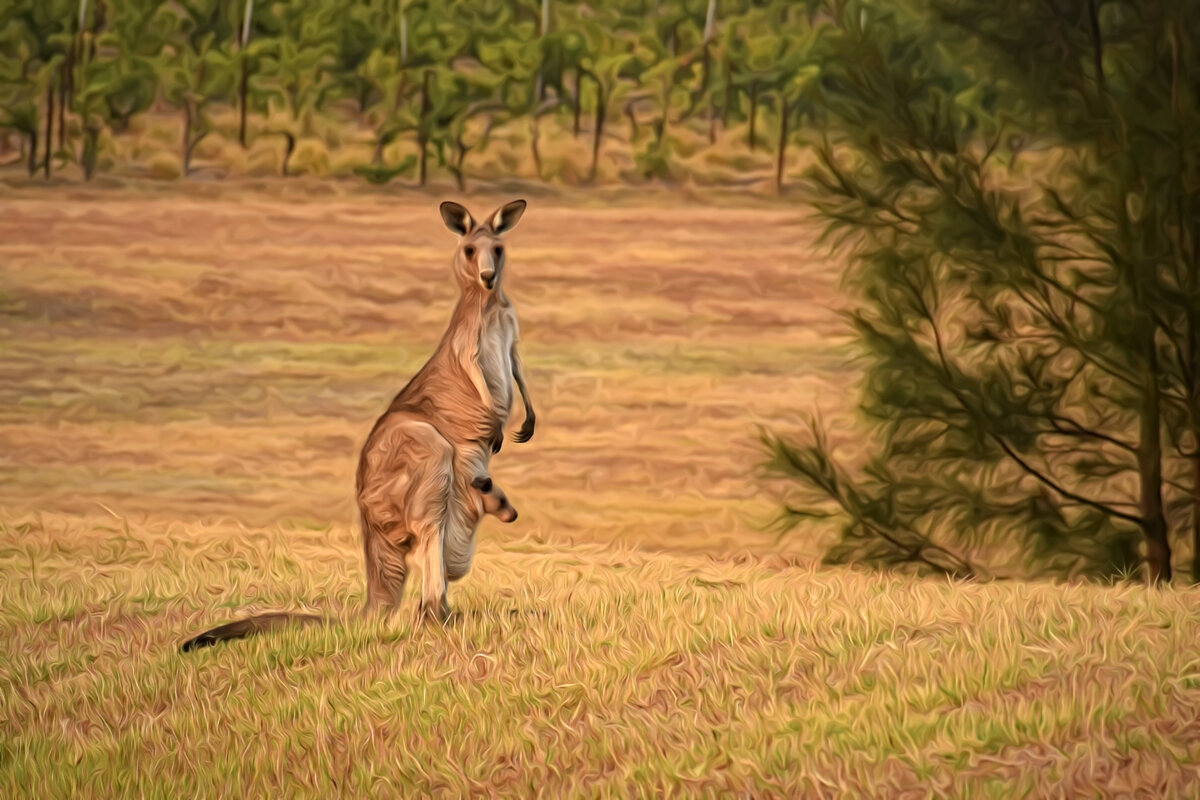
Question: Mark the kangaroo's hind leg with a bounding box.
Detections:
[412,518,451,623]
[362,524,409,618]
[406,443,455,623]
[358,416,456,623]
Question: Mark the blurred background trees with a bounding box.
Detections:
[0,0,824,184]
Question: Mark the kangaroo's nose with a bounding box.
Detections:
[480,270,496,289]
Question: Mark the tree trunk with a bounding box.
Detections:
[1192,442,1200,583]
[589,81,605,183]
[775,94,788,194]
[691,43,711,119]
[182,102,191,176]
[708,88,716,145]
[399,5,407,64]
[281,131,295,176]
[394,70,410,113]
[238,58,249,148]
[82,125,98,180]
[748,81,757,150]
[722,60,731,129]
[453,135,468,191]
[44,77,54,180]
[26,128,38,177]
[372,130,385,165]
[655,87,668,145]
[417,70,431,187]
[1189,312,1200,583]
[573,69,582,137]
[1137,322,1171,584]
[57,59,69,151]
[530,116,542,180]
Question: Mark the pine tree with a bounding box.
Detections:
[765,0,1200,584]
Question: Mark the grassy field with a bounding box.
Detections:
[4,180,1200,797]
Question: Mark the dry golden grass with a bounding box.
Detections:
[4,181,1200,797]
[4,510,1200,798]
[0,179,854,556]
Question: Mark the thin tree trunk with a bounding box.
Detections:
[182,102,191,176]
[1138,322,1171,584]
[399,3,407,64]
[281,132,295,176]
[535,0,549,101]
[417,69,431,187]
[453,135,468,191]
[1189,313,1200,583]
[775,94,788,193]
[655,86,668,145]
[589,81,605,183]
[707,83,716,145]
[1192,439,1200,583]
[82,125,98,180]
[722,60,731,129]
[692,43,711,119]
[1086,0,1106,96]
[238,0,254,148]
[748,81,757,150]
[238,58,249,147]
[573,69,582,137]
[530,116,542,180]
[44,77,54,180]
[26,129,38,177]
[57,59,69,151]
[372,128,388,165]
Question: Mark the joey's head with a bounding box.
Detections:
[439,199,527,295]
[470,475,518,523]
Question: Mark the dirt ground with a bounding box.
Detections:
[0,178,858,556]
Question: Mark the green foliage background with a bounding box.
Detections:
[0,0,824,186]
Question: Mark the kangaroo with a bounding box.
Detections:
[180,199,535,651]
[180,476,521,652]
[356,199,534,622]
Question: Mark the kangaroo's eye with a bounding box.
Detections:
[493,246,504,259]
[464,245,476,259]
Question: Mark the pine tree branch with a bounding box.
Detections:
[901,268,1145,527]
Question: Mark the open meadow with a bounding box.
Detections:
[4,181,1200,797]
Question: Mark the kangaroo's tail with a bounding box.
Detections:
[180,612,328,653]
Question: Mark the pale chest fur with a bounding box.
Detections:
[476,307,516,423]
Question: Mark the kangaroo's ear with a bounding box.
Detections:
[486,199,527,235]
[439,201,476,236]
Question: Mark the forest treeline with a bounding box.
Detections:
[0,0,824,185]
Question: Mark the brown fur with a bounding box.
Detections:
[356,199,533,621]
[180,200,534,651]
[179,475,521,651]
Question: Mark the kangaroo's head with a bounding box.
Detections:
[470,475,518,523]
[439,199,527,294]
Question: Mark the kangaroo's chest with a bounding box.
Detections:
[477,314,514,416]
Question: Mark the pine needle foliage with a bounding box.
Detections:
[765,0,1200,584]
